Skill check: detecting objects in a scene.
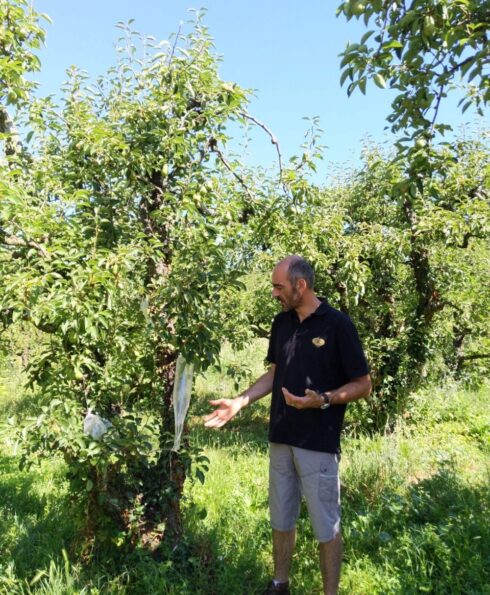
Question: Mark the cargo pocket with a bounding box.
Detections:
[318,470,340,505]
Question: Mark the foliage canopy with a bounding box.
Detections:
[338,0,489,145]
[1,4,279,546]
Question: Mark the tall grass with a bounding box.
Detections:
[1,342,489,594]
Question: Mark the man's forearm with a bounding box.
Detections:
[237,366,275,408]
[328,374,371,406]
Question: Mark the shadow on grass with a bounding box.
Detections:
[0,389,43,419]
[0,453,78,578]
[0,430,271,593]
[0,455,42,513]
[342,458,490,594]
[120,518,273,595]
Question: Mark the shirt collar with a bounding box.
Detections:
[291,298,329,322]
[311,298,329,316]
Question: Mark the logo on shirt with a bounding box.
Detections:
[312,337,326,347]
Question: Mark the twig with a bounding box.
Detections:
[208,138,254,201]
[430,83,445,135]
[373,3,393,61]
[239,110,292,196]
[240,111,283,174]
[167,22,183,68]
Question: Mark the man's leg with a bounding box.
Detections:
[272,528,296,582]
[319,532,342,595]
[292,447,342,594]
[269,443,301,587]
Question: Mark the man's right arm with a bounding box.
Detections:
[203,364,275,429]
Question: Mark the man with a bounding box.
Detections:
[204,256,371,595]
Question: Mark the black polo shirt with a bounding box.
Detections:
[266,300,369,454]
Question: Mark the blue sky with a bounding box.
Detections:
[32,0,485,182]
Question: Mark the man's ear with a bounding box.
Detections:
[297,278,307,293]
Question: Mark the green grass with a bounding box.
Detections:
[1,344,489,594]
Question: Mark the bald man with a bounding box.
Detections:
[205,256,371,595]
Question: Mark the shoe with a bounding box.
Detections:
[261,580,291,594]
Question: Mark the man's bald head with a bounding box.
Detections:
[275,255,315,290]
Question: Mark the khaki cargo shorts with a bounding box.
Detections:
[269,442,341,543]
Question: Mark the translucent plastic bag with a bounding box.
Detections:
[83,411,113,440]
[172,354,194,452]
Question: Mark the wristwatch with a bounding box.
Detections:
[320,392,331,410]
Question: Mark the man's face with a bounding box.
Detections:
[271,264,302,311]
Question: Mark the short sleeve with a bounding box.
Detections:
[266,317,278,364]
[336,315,369,380]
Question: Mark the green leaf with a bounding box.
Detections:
[340,52,357,68]
[460,59,475,77]
[373,73,386,89]
[30,570,48,586]
[340,68,351,87]
[382,40,403,49]
[468,66,481,83]
[360,30,374,44]
[347,80,358,96]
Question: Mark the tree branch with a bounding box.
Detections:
[461,354,490,362]
[250,324,270,339]
[167,22,183,68]
[239,110,285,184]
[208,137,254,201]
[0,226,50,258]
[430,83,445,135]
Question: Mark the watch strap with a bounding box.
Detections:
[320,392,331,409]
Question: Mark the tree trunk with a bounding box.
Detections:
[137,168,188,550]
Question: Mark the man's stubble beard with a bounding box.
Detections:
[279,287,301,311]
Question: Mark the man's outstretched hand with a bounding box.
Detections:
[204,397,243,429]
[282,387,324,409]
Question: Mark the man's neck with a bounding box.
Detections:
[295,294,321,323]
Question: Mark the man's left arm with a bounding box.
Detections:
[282,374,372,409]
